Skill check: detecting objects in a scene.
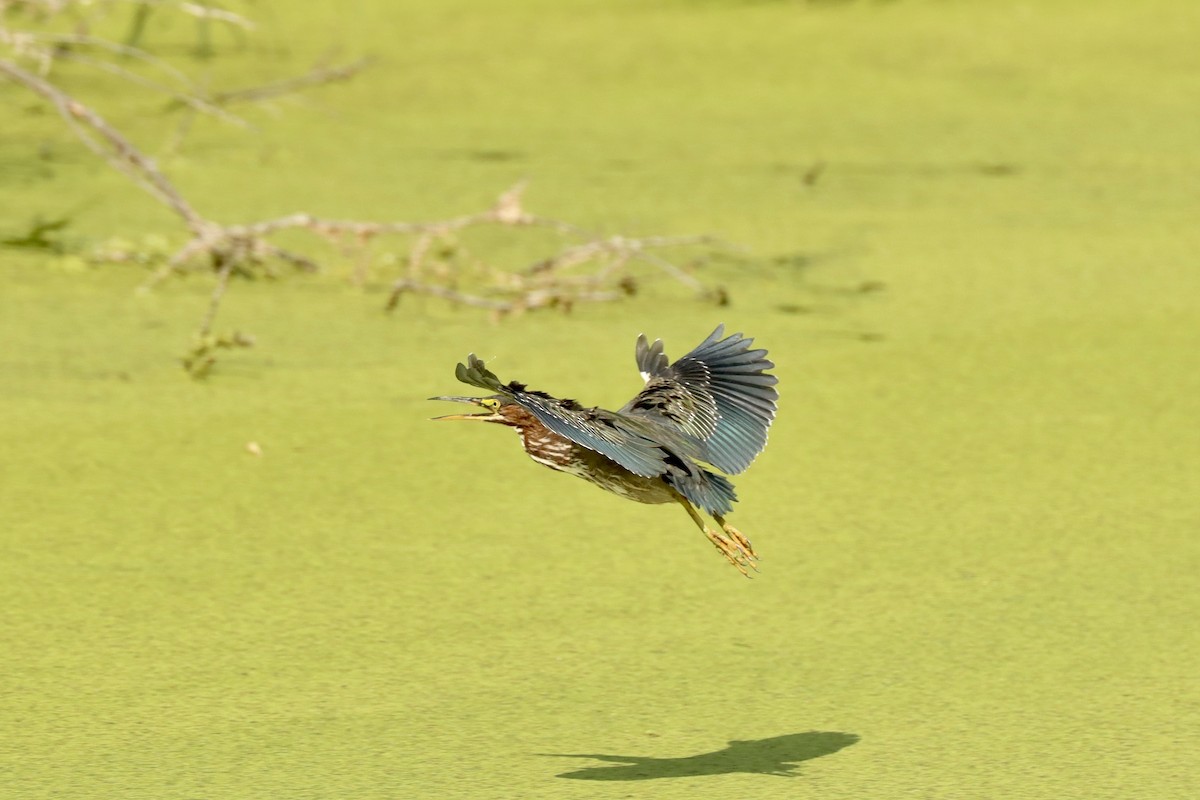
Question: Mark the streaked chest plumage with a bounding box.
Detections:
[515,420,674,505]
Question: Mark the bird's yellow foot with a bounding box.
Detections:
[705,528,758,576]
[721,522,760,562]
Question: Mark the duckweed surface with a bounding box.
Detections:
[2,2,1198,797]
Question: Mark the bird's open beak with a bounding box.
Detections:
[429,396,498,421]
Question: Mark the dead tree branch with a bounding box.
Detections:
[211,57,374,106]
[0,58,207,234]
[2,37,736,377]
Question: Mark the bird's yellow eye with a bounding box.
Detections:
[481,398,500,411]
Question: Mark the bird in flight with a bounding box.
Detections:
[431,325,778,575]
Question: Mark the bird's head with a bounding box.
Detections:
[429,395,523,426]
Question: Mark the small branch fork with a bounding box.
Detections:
[0,58,206,233]
[2,56,735,375]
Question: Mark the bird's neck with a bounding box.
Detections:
[508,413,577,469]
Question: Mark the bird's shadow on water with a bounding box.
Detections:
[541,731,859,780]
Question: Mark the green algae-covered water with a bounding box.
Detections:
[3,2,1199,797]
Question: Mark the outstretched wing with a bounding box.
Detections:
[620,325,778,475]
[455,354,669,478]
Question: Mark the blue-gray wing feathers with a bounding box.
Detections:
[623,324,778,475]
[456,354,666,478]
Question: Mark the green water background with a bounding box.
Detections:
[2,1,1198,797]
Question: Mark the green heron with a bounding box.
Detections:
[431,325,778,575]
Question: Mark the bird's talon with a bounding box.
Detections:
[706,528,755,576]
[722,523,759,561]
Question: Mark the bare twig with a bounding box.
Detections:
[178,2,254,31]
[54,50,248,126]
[386,279,625,319]
[0,57,208,233]
[24,31,199,86]
[197,252,235,338]
[211,57,374,106]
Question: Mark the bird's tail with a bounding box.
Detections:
[669,463,738,517]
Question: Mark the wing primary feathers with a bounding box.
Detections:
[620,325,778,475]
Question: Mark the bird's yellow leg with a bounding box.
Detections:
[714,514,759,562]
[678,498,756,576]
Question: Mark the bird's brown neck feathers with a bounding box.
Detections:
[496,404,541,431]
[497,405,577,468]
